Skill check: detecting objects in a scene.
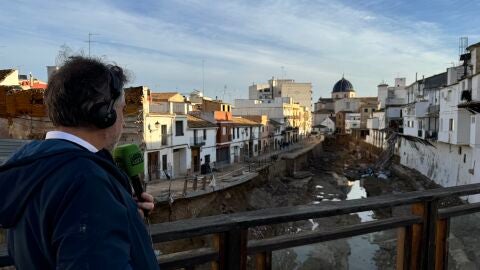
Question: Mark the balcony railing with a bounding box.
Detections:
[3,183,480,269]
[427,104,440,114]
[190,137,206,147]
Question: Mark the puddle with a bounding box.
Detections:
[346,179,379,269]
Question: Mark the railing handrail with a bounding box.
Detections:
[3,182,480,268]
[149,183,480,242]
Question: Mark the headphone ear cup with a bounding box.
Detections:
[89,102,117,129]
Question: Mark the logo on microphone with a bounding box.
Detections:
[129,152,143,166]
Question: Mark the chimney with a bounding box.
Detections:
[29,72,33,87]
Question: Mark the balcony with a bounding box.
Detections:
[427,104,440,115]
[190,137,206,147]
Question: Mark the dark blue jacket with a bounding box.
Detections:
[0,139,159,269]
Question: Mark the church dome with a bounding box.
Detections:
[332,78,355,93]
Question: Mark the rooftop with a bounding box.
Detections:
[187,114,217,128]
[231,116,260,126]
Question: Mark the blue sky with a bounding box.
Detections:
[1,0,479,102]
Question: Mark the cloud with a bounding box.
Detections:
[0,0,471,102]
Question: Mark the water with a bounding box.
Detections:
[285,179,381,269]
[345,180,379,270]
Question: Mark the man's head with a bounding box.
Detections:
[45,56,128,150]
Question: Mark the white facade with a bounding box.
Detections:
[234,97,311,135]
[399,139,478,201]
[249,78,313,110]
[141,88,192,180]
[320,117,335,133]
[438,78,471,145]
[377,78,407,109]
[345,113,361,133]
[230,123,260,162]
[187,124,217,174]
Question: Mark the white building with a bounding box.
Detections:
[187,114,217,174]
[345,113,361,134]
[249,77,313,110]
[230,116,261,162]
[320,116,336,134]
[234,97,311,139]
[313,98,335,128]
[128,88,193,181]
[402,73,447,139]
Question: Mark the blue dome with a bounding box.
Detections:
[332,78,355,93]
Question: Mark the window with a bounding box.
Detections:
[175,121,184,136]
[459,147,462,155]
[440,118,443,131]
[449,119,454,131]
[418,120,423,130]
[237,127,239,137]
[203,129,207,140]
[472,116,476,124]
[233,127,235,139]
[222,126,226,135]
[364,108,368,113]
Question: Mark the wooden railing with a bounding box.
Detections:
[3,183,480,269]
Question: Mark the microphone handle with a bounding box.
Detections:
[131,175,145,201]
[130,175,150,217]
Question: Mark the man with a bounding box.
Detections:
[0,57,159,269]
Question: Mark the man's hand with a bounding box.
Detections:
[135,192,155,218]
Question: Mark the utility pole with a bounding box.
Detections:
[202,59,205,97]
[86,33,99,57]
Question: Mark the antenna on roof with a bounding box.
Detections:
[223,85,227,101]
[201,59,206,98]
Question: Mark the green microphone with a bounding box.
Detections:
[113,144,149,216]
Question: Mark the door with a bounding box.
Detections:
[192,148,200,172]
[147,151,159,181]
[173,149,180,177]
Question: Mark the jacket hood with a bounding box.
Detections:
[0,140,86,228]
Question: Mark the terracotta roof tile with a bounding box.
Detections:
[187,114,217,128]
[231,116,260,126]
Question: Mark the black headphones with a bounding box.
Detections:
[89,66,122,129]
